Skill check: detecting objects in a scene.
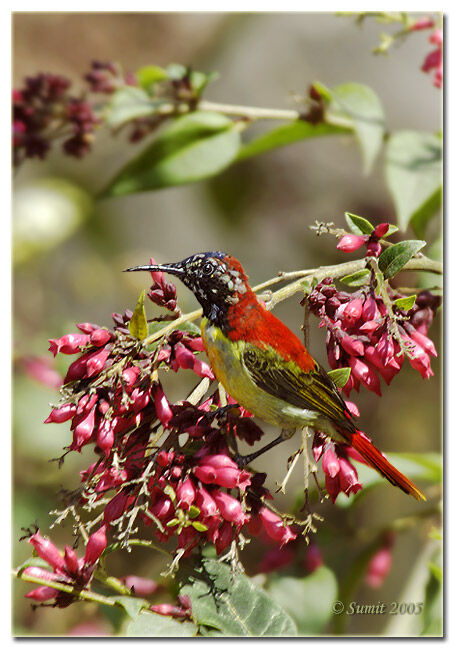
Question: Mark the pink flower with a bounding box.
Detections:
[20,356,63,390]
[28,530,66,572]
[304,543,323,573]
[212,490,247,527]
[337,234,366,253]
[176,478,196,509]
[258,507,296,546]
[45,403,76,424]
[259,546,294,573]
[123,575,159,596]
[421,28,443,88]
[48,333,90,356]
[365,535,394,588]
[84,525,107,565]
[153,383,173,426]
[411,17,435,31]
[90,328,112,346]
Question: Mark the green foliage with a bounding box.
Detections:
[136,65,169,89]
[344,211,374,235]
[327,367,352,388]
[324,82,385,173]
[103,112,240,196]
[111,595,150,620]
[128,290,148,340]
[179,558,297,636]
[394,294,417,310]
[266,567,338,635]
[125,612,197,637]
[105,87,165,128]
[385,131,442,235]
[340,269,371,286]
[237,121,349,161]
[378,239,426,278]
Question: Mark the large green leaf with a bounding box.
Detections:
[325,82,385,173]
[385,131,442,234]
[125,612,197,637]
[378,240,426,279]
[266,567,338,635]
[102,112,241,196]
[179,558,297,636]
[237,121,349,162]
[335,452,442,508]
[105,87,165,128]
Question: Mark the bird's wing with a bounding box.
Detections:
[242,342,354,430]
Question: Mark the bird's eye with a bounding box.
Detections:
[202,261,215,275]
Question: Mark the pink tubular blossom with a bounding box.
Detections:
[322,446,340,479]
[410,329,437,357]
[366,535,394,588]
[338,457,362,496]
[21,356,63,390]
[349,357,381,395]
[44,403,76,424]
[337,234,366,253]
[258,507,296,546]
[123,575,159,596]
[195,486,218,517]
[259,546,294,573]
[28,531,66,572]
[212,490,247,527]
[71,406,96,450]
[86,346,110,377]
[85,525,107,565]
[90,328,112,346]
[25,585,60,601]
[304,543,323,573]
[48,333,90,356]
[153,383,173,426]
[411,17,435,30]
[176,478,196,509]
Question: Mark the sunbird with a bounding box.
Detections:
[126,251,425,501]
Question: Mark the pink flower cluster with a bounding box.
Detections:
[307,278,439,396]
[411,19,443,88]
[313,432,362,503]
[23,526,107,606]
[84,60,137,94]
[13,73,99,166]
[337,222,390,257]
[147,259,180,313]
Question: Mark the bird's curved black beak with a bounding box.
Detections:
[124,263,184,276]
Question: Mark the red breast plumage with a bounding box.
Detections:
[125,251,425,501]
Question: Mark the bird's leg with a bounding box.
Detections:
[234,429,295,468]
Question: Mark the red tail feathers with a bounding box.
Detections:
[351,430,426,501]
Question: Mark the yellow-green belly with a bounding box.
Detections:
[201,318,320,431]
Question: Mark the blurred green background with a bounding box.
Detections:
[12,12,442,636]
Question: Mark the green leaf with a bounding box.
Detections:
[237,121,349,162]
[179,558,297,636]
[112,595,149,620]
[136,65,169,90]
[188,505,200,519]
[192,521,208,532]
[103,112,241,196]
[340,269,370,287]
[105,87,164,128]
[335,452,442,508]
[382,224,399,237]
[125,612,197,637]
[344,211,375,235]
[421,548,443,636]
[385,131,442,234]
[326,83,385,173]
[129,290,148,340]
[327,367,351,389]
[266,567,338,635]
[394,294,417,311]
[378,240,426,279]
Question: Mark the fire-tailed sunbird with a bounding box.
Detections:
[125,251,425,501]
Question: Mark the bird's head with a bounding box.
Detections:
[125,251,251,326]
